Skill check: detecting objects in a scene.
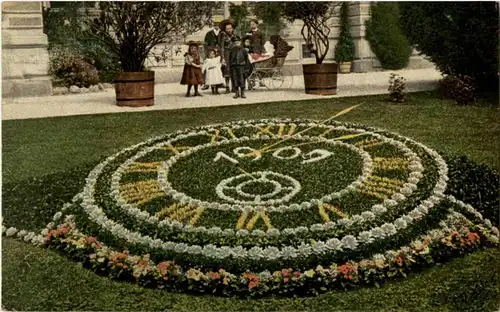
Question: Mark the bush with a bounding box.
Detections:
[399,2,499,93]
[388,73,407,103]
[444,154,499,226]
[438,75,477,105]
[365,3,412,70]
[43,3,120,84]
[48,46,100,87]
[334,2,355,63]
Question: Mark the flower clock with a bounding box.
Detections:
[5,118,499,297]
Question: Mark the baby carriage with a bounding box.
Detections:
[247,35,294,90]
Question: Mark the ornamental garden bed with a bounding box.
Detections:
[4,118,498,298]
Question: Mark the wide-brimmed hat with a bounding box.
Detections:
[250,18,259,25]
[242,35,252,42]
[231,36,241,42]
[219,18,235,31]
[212,16,223,24]
[185,40,203,47]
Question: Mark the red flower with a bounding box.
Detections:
[110,253,127,262]
[85,236,97,244]
[157,262,169,274]
[209,272,221,280]
[243,273,260,282]
[395,257,404,266]
[337,263,358,279]
[281,268,291,277]
[283,277,290,283]
[60,227,69,234]
[467,232,480,244]
[293,271,301,278]
[249,281,259,289]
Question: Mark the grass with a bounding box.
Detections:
[2,91,500,311]
[3,238,499,312]
[3,91,499,184]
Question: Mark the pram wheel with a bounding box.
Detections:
[271,69,293,89]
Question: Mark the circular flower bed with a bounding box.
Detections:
[4,119,498,297]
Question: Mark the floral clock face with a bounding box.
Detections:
[113,120,430,234]
[53,118,497,291]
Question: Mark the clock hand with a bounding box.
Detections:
[263,132,370,154]
[243,103,364,158]
[236,165,257,180]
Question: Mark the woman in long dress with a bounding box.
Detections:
[218,19,236,94]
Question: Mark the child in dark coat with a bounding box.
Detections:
[180,41,204,97]
[243,35,255,90]
[229,36,252,99]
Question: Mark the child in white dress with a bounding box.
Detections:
[203,49,224,95]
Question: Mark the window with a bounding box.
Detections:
[302,44,314,58]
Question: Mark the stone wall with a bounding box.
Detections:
[2,1,52,97]
[2,2,435,95]
[149,2,433,82]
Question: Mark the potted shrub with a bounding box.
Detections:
[87,2,214,107]
[281,2,342,95]
[334,2,355,74]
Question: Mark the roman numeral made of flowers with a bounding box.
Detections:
[158,143,190,154]
[236,210,273,231]
[243,103,364,158]
[354,138,385,149]
[253,124,297,138]
[126,161,163,173]
[119,179,164,206]
[207,128,238,143]
[318,202,349,221]
[155,203,205,225]
[373,157,410,171]
[356,176,405,200]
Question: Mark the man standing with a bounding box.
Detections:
[202,16,222,90]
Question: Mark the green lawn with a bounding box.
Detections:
[2,91,500,311]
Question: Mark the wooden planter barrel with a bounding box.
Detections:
[114,71,154,107]
[302,63,338,95]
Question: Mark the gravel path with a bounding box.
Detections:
[2,68,442,120]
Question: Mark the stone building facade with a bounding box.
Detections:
[2,1,433,97]
[2,1,52,97]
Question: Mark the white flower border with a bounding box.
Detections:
[107,122,427,238]
[4,195,499,264]
[216,171,302,205]
[55,119,461,262]
[158,134,374,210]
[4,118,498,264]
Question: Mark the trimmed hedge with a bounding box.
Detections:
[399,2,499,93]
[334,2,355,63]
[365,3,412,70]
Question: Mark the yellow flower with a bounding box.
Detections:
[305,269,315,278]
[186,268,203,281]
